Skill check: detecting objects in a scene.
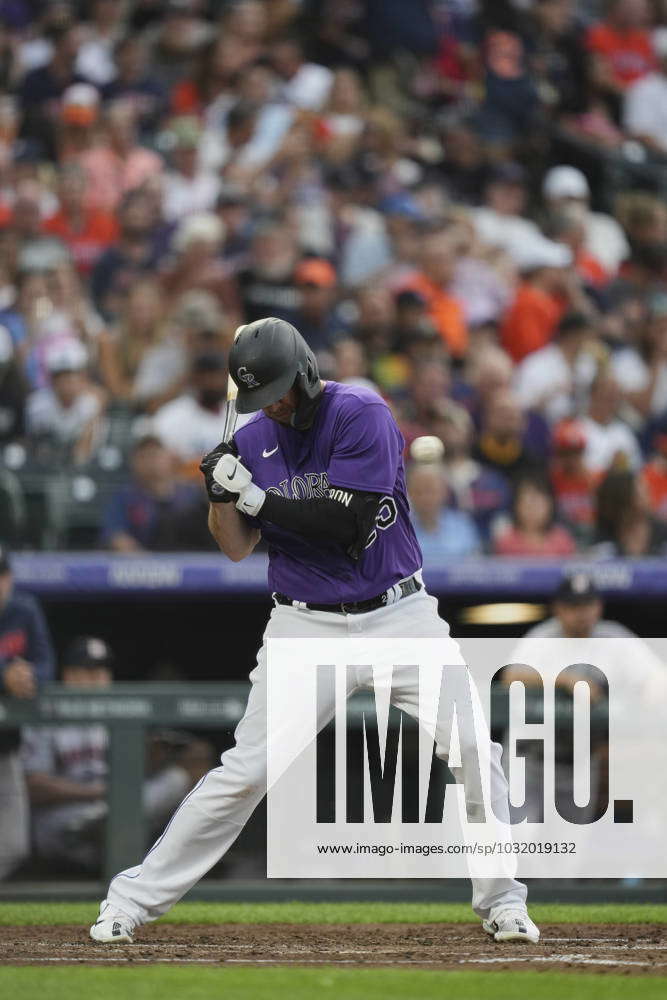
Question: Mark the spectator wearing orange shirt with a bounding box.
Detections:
[44,164,118,275]
[586,0,655,95]
[640,430,667,522]
[403,226,468,360]
[500,238,574,362]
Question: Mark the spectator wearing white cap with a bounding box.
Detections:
[57,83,101,160]
[623,28,667,156]
[542,165,629,273]
[26,340,106,463]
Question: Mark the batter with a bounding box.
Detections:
[90,317,539,945]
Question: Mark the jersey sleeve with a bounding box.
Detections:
[326,401,400,495]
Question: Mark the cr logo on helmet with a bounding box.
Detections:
[237,366,261,387]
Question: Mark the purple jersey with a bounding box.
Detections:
[234,381,422,603]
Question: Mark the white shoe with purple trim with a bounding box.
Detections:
[482,908,540,943]
[89,902,135,944]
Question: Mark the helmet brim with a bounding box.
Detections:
[234,366,296,414]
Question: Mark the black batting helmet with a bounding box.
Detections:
[229,317,322,429]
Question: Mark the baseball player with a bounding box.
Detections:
[90,317,539,945]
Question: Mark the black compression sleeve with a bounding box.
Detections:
[260,489,383,561]
[261,492,358,545]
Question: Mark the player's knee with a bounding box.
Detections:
[217,749,267,799]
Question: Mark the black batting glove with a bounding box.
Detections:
[200,440,239,503]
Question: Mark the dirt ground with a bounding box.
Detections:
[2,923,667,975]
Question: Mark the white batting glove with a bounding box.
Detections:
[213,453,266,517]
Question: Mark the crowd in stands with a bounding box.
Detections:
[2,1,667,559]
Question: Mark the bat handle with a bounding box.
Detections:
[222,398,238,444]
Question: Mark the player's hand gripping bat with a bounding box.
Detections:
[199,324,245,501]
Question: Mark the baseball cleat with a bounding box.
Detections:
[482,908,540,943]
[89,902,135,944]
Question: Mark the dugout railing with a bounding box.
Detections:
[0,682,615,888]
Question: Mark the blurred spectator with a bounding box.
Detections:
[19,21,87,145]
[0,545,55,880]
[144,0,213,91]
[100,36,166,136]
[513,311,597,422]
[0,0,667,565]
[76,100,163,213]
[21,634,214,869]
[316,67,366,162]
[151,352,230,472]
[333,337,374,389]
[473,388,544,482]
[75,0,126,87]
[613,292,667,418]
[437,115,488,205]
[271,36,333,111]
[215,184,252,264]
[408,462,481,559]
[0,323,26,443]
[398,358,451,445]
[43,163,119,275]
[550,419,600,542]
[162,212,235,309]
[170,32,251,119]
[542,165,629,274]
[586,0,655,103]
[493,476,577,556]
[500,237,576,362]
[580,370,642,472]
[623,28,667,154]
[403,226,468,359]
[26,340,106,464]
[640,425,667,522]
[98,278,179,410]
[55,82,101,161]
[292,257,347,353]
[7,178,45,243]
[90,188,164,321]
[594,467,667,555]
[471,163,544,264]
[434,402,511,540]
[614,191,667,275]
[160,116,220,223]
[523,0,587,116]
[101,435,199,552]
[449,216,514,329]
[548,208,610,289]
[238,221,300,325]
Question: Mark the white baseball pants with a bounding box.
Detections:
[105,588,527,923]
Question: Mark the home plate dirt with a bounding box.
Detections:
[3,924,667,975]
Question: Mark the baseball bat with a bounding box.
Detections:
[221,324,245,444]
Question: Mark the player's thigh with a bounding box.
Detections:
[231,605,348,756]
[382,593,467,729]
